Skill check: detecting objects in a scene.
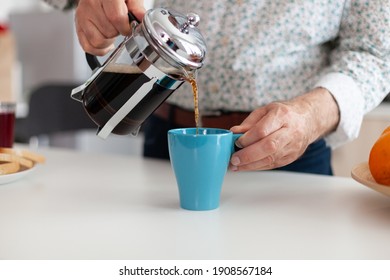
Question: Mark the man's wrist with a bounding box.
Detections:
[307,87,340,141]
[290,87,340,143]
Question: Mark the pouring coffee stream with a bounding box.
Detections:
[71,8,207,139]
[186,74,200,134]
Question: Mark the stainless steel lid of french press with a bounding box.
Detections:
[142,8,207,70]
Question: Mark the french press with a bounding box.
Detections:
[71,8,207,139]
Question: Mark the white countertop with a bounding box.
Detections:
[1,147,390,260]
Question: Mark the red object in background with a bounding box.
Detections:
[0,24,9,33]
[0,103,16,148]
[0,25,15,147]
[0,112,15,148]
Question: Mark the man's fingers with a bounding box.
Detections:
[102,0,132,36]
[126,0,147,21]
[77,27,115,56]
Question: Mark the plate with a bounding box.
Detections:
[351,162,390,197]
[0,166,36,185]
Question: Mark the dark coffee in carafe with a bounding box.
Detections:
[82,64,176,135]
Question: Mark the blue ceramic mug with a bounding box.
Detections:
[168,128,242,211]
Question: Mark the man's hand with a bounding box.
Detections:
[229,87,340,171]
[75,0,145,56]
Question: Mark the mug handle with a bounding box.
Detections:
[85,12,141,71]
[233,133,243,152]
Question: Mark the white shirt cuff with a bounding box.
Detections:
[314,72,364,149]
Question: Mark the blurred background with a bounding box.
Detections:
[0,0,389,176]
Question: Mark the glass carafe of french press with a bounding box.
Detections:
[71,8,207,139]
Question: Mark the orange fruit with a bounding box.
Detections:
[368,126,390,186]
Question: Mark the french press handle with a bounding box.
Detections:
[85,13,141,71]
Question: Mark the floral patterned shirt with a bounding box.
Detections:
[156,0,390,148]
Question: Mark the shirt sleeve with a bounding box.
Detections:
[314,0,390,149]
[42,0,78,10]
